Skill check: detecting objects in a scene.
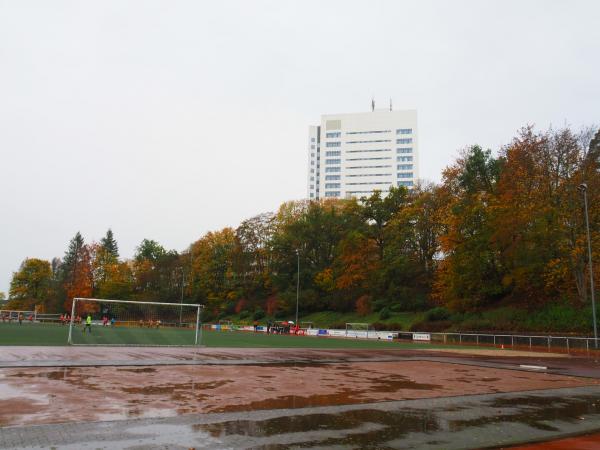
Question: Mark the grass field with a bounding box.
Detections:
[0,322,457,349]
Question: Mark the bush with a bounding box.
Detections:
[390,303,404,312]
[355,295,372,316]
[239,310,250,320]
[372,321,402,331]
[425,307,450,322]
[253,308,265,321]
[410,320,452,332]
[379,307,391,320]
[225,301,236,315]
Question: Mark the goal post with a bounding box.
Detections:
[345,322,372,339]
[68,298,204,346]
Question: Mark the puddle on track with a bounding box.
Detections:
[194,393,600,449]
[0,360,597,427]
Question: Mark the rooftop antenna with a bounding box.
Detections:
[389,98,392,111]
[371,97,375,112]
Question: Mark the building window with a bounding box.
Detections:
[397,164,413,170]
[325,183,341,189]
[310,193,315,198]
[310,168,315,173]
[396,128,412,135]
[326,159,341,164]
[347,139,391,144]
[347,165,392,169]
[397,156,413,162]
[310,184,314,189]
[397,148,412,154]
[325,191,340,197]
[311,161,314,165]
[310,176,314,181]
[325,175,341,180]
[347,190,390,195]
[347,182,391,185]
[396,138,412,144]
[325,167,341,173]
[326,142,341,147]
[326,132,341,138]
[346,157,392,161]
[325,151,341,157]
[347,148,391,153]
[346,130,390,135]
[397,172,413,178]
[311,145,315,149]
[347,173,391,177]
[398,181,414,187]
[311,153,315,157]
[311,138,315,142]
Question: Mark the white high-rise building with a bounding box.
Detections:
[307,107,418,200]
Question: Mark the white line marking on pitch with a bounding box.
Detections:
[519,364,548,370]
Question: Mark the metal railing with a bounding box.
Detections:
[397,331,600,355]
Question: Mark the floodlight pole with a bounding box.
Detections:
[579,183,598,347]
[295,249,300,325]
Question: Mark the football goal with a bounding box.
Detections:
[345,323,372,339]
[68,298,203,346]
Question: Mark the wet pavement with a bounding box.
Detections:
[0,360,597,427]
[1,347,599,448]
[1,385,600,449]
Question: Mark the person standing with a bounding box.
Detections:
[83,313,92,334]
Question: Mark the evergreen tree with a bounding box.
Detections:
[100,229,119,260]
[61,232,85,283]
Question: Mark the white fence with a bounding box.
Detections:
[207,323,600,354]
[395,331,600,354]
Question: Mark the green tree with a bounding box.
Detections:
[8,258,52,310]
[100,229,119,260]
[435,146,505,310]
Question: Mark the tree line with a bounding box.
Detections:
[7,126,600,323]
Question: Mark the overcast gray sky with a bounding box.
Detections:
[1,0,599,294]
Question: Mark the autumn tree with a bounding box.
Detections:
[434,146,505,311]
[8,258,52,310]
[60,232,94,312]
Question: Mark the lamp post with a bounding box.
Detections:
[295,249,300,326]
[579,183,597,347]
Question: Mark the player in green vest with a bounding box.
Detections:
[83,314,92,334]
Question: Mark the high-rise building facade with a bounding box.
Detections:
[307,108,418,200]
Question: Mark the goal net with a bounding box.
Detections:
[346,323,372,339]
[68,298,203,346]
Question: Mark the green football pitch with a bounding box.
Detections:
[0,322,456,349]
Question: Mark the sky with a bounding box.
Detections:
[1,0,599,294]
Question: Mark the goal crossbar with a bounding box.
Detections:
[73,297,203,308]
[68,298,204,346]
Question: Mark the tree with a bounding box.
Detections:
[434,146,505,310]
[100,229,119,260]
[8,258,52,310]
[132,239,179,301]
[361,186,409,260]
[60,232,93,312]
